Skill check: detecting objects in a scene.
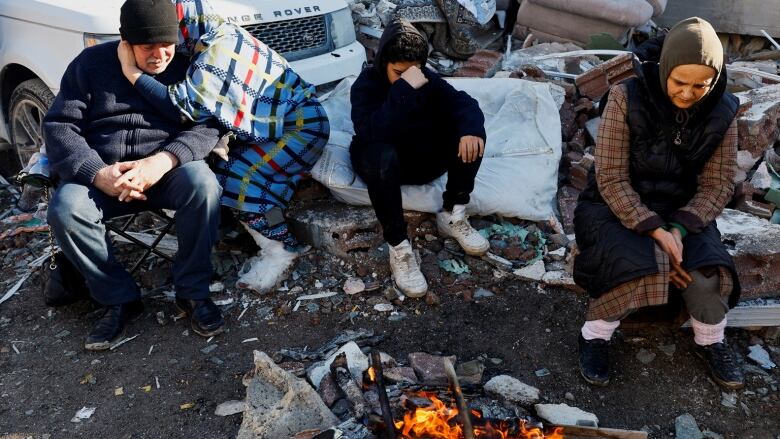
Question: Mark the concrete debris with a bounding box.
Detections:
[534,403,598,427]
[455,359,485,385]
[373,303,394,312]
[747,345,777,370]
[408,352,457,386]
[288,200,430,259]
[636,348,656,365]
[735,84,780,160]
[307,341,369,389]
[675,413,704,439]
[383,366,418,384]
[751,162,773,190]
[716,209,780,298]
[513,260,546,282]
[237,351,339,439]
[484,375,540,407]
[540,270,578,290]
[215,400,246,417]
[720,392,738,409]
[343,277,366,295]
[70,406,96,423]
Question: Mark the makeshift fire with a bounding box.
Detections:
[241,335,647,439]
[392,393,564,439]
[364,353,564,439]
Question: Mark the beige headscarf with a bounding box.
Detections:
[659,17,723,96]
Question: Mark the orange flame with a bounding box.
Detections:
[368,367,376,382]
[393,394,564,439]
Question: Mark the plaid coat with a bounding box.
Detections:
[170,0,329,214]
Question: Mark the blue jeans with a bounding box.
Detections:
[47,161,221,306]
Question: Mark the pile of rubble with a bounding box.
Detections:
[228,334,607,438]
[216,326,779,438]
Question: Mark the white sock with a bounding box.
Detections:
[691,317,726,346]
[581,319,620,341]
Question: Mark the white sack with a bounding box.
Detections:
[313,77,563,221]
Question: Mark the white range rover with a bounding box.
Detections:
[0,0,365,177]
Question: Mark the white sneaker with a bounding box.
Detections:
[437,205,489,256]
[388,240,428,298]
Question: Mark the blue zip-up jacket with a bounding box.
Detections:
[43,41,221,184]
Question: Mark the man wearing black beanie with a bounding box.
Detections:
[43,0,227,351]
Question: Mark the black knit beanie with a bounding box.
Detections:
[120,0,179,44]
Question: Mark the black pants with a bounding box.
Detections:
[350,138,482,246]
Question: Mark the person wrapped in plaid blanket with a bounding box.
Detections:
[117,0,330,292]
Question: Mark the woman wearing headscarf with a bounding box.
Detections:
[573,17,743,389]
[117,0,330,293]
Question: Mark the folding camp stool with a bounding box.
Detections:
[16,159,176,275]
[105,210,176,274]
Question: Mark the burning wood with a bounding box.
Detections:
[370,350,397,439]
[443,359,475,439]
[392,392,564,439]
[330,352,368,419]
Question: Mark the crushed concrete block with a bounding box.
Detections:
[751,162,773,191]
[513,260,546,281]
[484,375,540,407]
[675,413,704,439]
[541,270,581,291]
[237,351,339,439]
[736,84,780,160]
[215,400,246,417]
[717,209,780,299]
[535,403,598,427]
[287,200,431,259]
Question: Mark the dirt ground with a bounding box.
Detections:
[0,184,778,439]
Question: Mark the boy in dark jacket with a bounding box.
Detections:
[350,19,488,298]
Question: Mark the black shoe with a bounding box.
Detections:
[84,300,144,351]
[175,298,225,337]
[579,335,610,386]
[694,342,745,390]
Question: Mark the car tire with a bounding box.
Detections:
[3,78,55,177]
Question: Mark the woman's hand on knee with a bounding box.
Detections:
[670,261,693,289]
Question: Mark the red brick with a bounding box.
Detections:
[453,50,503,78]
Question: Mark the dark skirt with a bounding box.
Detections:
[573,201,741,308]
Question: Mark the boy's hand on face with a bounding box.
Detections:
[458,136,485,163]
[400,65,428,89]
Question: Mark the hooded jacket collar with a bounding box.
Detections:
[374,18,428,82]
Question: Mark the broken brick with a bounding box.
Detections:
[453,50,504,78]
[575,53,636,99]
